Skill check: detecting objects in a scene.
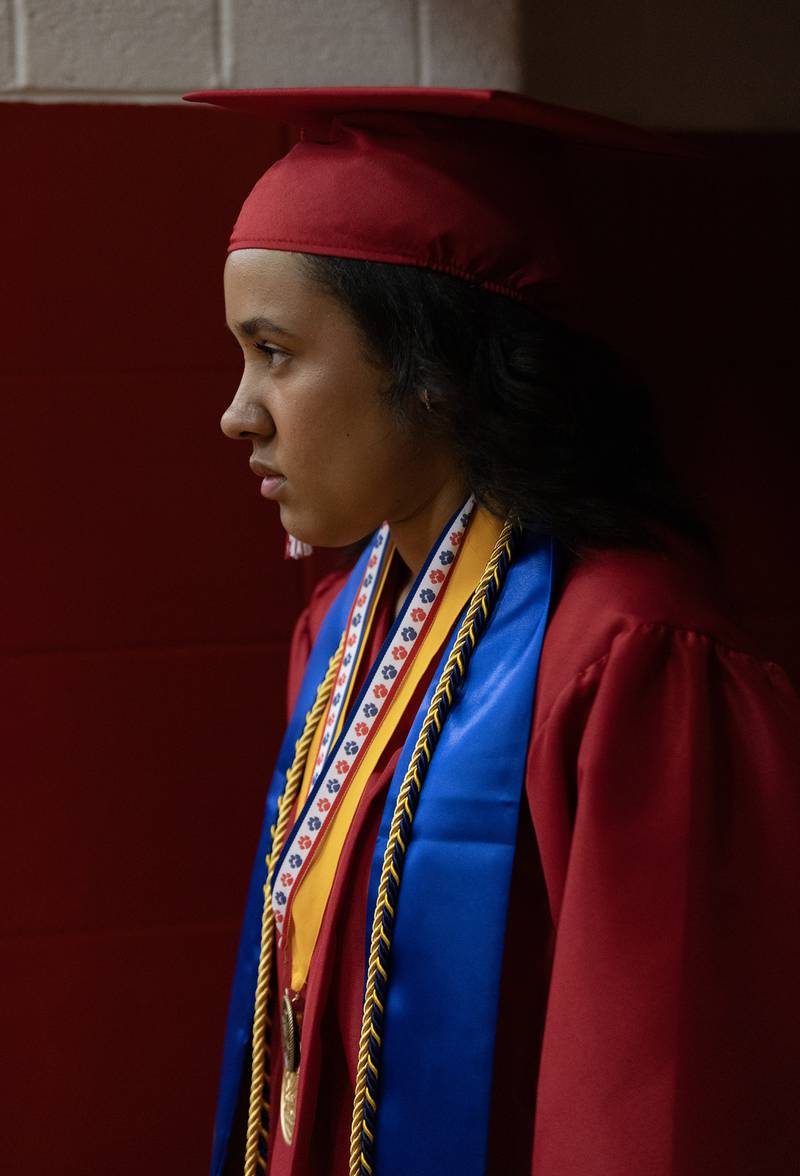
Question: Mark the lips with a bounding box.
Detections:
[250,459,284,480]
[250,458,287,501]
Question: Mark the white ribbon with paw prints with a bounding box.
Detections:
[271,495,476,942]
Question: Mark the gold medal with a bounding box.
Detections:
[279,1067,298,1145]
[279,991,300,1145]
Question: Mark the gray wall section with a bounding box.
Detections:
[1,0,798,128]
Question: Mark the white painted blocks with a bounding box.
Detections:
[420,0,523,89]
[0,0,16,88]
[23,0,218,91]
[2,0,796,130]
[232,0,418,87]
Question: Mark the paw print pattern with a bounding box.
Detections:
[272,511,475,927]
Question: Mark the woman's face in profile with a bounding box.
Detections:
[223,249,457,548]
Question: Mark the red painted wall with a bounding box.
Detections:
[0,104,797,1176]
[0,104,310,1175]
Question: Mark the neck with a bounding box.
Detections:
[388,479,469,616]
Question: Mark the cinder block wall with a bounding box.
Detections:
[0,0,524,101]
[2,0,798,128]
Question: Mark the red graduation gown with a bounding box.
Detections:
[227,530,800,1176]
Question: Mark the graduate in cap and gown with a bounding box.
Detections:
[182,87,800,1176]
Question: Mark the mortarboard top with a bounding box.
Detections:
[183,86,701,326]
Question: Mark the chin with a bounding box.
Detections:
[279,502,377,550]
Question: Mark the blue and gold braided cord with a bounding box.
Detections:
[349,519,519,1176]
[243,633,345,1176]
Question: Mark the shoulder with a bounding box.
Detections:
[534,529,796,733]
[286,567,351,718]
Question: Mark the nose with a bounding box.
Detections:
[220,375,274,441]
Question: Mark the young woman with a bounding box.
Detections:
[184,87,800,1176]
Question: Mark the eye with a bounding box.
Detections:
[254,341,288,366]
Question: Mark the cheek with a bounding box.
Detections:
[340,420,435,521]
[274,355,438,535]
[291,388,410,512]
[282,365,392,465]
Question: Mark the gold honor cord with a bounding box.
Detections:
[244,633,346,1176]
[241,518,515,1175]
[349,520,516,1176]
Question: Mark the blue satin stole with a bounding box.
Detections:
[210,528,555,1176]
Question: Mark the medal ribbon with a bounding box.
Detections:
[271,496,476,945]
[286,505,504,991]
[301,529,395,803]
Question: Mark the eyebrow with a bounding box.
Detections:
[229,316,298,339]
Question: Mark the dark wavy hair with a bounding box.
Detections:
[300,253,712,558]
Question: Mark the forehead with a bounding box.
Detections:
[224,248,337,324]
[225,247,308,301]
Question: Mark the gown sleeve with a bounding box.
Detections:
[526,621,800,1176]
[286,600,314,722]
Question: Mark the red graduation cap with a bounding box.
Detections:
[183,86,698,326]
